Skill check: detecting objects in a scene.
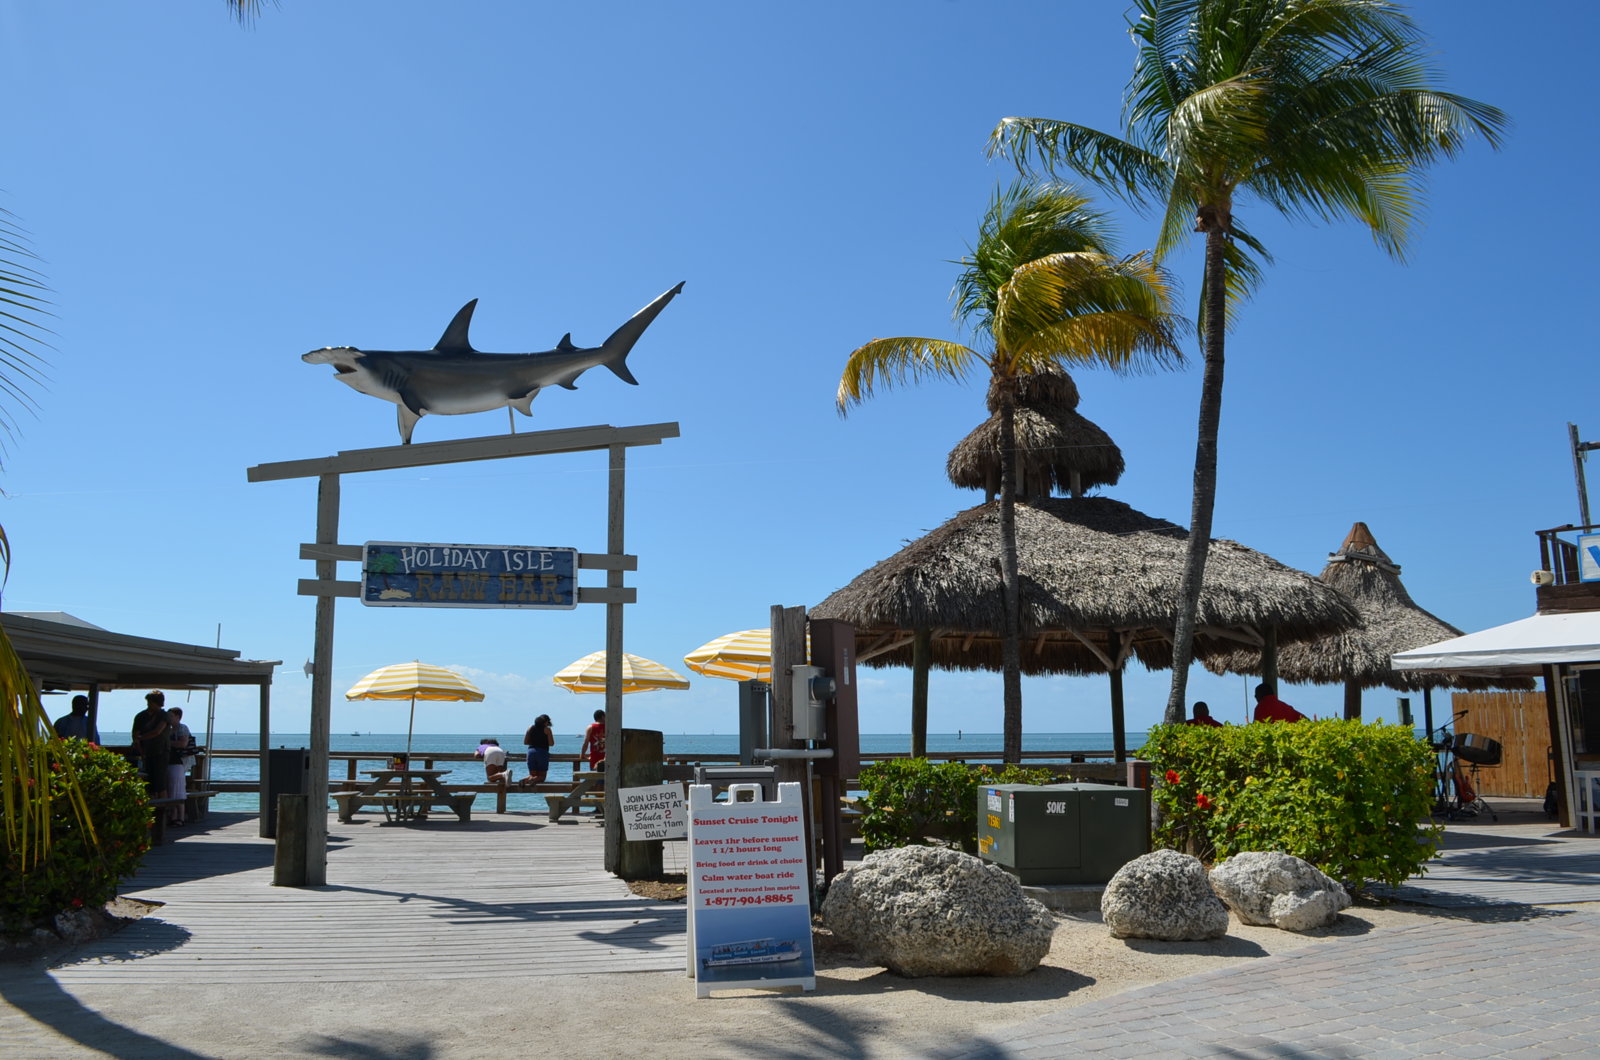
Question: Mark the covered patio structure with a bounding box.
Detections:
[1395,609,1600,830]
[2,610,280,812]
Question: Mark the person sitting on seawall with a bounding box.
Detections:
[166,706,196,826]
[1186,701,1222,727]
[53,694,101,743]
[1252,683,1308,723]
[518,714,554,791]
[475,738,512,788]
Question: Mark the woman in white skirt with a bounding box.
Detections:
[166,706,196,825]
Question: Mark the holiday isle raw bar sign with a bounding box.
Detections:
[362,541,578,609]
[686,782,815,997]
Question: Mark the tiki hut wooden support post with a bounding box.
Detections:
[1261,624,1278,703]
[911,628,931,757]
[1107,629,1126,762]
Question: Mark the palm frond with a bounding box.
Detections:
[987,118,1172,207]
[836,337,984,414]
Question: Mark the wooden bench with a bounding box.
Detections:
[544,794,605,821]
[185,789,220,821]
[147,796,186,845]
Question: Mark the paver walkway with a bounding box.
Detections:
[933,811,1600,1058]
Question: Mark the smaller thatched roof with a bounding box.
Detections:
[946,406,1124,497]
[985,369,1079,414]
[949,368,1123,498]
[812,497,1358,677]
[1202,522,1534,692]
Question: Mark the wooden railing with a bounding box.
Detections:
[201,747,1128,807]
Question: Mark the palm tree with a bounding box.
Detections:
[988,0,1506,724]
[838,182,1182,761]
[0,205,67,868]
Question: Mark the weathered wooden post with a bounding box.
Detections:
[617,728,664,878]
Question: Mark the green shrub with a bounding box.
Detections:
[1,739,152,933]
[856,758,1057,853]
[1139,719,1441,890]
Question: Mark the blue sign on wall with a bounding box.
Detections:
[1580,533,1600,583]
[362,541,578,609]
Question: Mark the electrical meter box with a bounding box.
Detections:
[976,783,1149,885]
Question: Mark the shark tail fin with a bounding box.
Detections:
[598,281,684,386]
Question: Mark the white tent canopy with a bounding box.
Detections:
[1392,611,1600,677]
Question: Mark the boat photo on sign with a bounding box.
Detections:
[361,541,578,609]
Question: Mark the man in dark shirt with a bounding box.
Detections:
[53,694,101,742]
[132,690,171,795]
[1252,683,1307,723]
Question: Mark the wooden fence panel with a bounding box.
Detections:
[1451,690,1551,798]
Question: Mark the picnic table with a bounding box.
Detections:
[333,768,474,824]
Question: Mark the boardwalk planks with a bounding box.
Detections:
[48,812,687,985]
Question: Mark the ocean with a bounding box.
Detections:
[98,730,1139,815]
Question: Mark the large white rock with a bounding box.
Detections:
[1209,850,1351,931]
[820,846,1055,977]
[1101,849,1229,940]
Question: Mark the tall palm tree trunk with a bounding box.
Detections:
[998,382,1024,763]
[1166,222,1230,724]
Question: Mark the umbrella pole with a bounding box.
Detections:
[407,696,416,757]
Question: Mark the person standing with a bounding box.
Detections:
[132,691,171,798]
[166,706,195,825]
[54,695,101,743]
[579,709,606,774]
[1252,684,1307,724]
[1186,701,1222,727]
[519,714,554,789]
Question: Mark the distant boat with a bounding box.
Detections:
[702,938,802,969]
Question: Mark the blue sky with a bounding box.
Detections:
[0,2,1586,740]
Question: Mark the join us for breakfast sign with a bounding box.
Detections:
[361,541,578,609]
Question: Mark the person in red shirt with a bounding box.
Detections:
[579,709,606,772]
[1186,701,1223,727]
[1253,683,1307,723]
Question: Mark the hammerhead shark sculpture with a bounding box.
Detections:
[304,282,685,444]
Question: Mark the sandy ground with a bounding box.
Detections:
[0,900,1446,1060]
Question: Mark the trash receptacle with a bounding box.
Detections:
[261,747,309,838]
[976,783,1149,885]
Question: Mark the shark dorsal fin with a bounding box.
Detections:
[434,300,480,353]
[557,332,576,352]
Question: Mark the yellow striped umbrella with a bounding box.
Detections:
[345,660,484,755]
[683,629,787,683]
[552,651,691,695]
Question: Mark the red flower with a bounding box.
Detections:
[70,898,84,909]
[1165,770,1181,785]
[1196,793,1213,811]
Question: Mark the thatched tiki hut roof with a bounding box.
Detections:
[1202,522,1534,719]
[812,496,1358,711]
[946,370,1124,499]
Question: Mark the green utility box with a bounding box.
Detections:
[976,783,1149,885]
